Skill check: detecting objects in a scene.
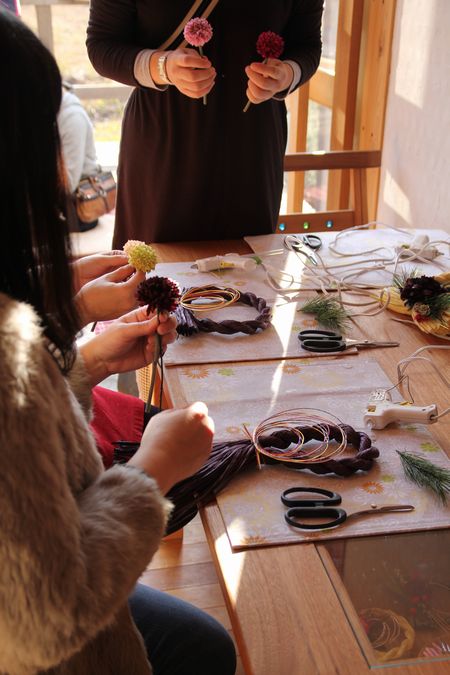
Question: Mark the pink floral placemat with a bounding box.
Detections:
[164,358,450,549]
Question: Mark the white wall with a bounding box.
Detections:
[377,0,450,231]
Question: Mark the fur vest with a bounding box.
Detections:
[0,294,171,675]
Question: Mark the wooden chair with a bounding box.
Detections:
[278,149,381,233]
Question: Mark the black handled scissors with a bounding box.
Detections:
[284,234,322,266]
[281,487,414,530]
[298,329,399,353]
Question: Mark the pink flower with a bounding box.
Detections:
[183,17,213,48]
[256,31,284,60]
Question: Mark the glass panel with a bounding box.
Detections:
[321,0,339,63]
[319,530,450,666]
[303,101,332,212]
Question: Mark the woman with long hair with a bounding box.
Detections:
[0,9,236,674]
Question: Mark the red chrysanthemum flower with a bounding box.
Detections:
[256,30,285,60]
[183,17,213,47]
[136,276,181,315]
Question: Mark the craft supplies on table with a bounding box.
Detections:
[245,227,450,290]
[298,329,399,352]
[163,357,450,549]
[280,487,414,530]
[150,261,358,367]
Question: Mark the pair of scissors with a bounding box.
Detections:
[298,329,399,352]
[281,487,414,530]
[283,234,322,266]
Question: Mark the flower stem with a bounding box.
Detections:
[145,313,163,413]
[199,46,207,106]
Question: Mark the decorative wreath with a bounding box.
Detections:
[175,286,272,336]
[379,270,450,336]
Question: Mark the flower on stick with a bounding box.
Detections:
[243,30,285,113]
[123,240,158,273]
[136,276,181,411]
[183,17,213,105]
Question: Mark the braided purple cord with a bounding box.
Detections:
[164,424,378,533]
[259,424,379,476]
[175,290,272,336]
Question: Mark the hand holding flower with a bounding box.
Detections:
[152,48,215,99]
[183,17,214,105]
[71,251,129,292]
[136,276,181,411]
[243,31,287,112]
[75,264,145,325]
[245,59,293,105]
[79,307,178,387]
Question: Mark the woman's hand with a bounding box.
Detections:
[244,59,294,105]
[153,48,216,99]
[79,307,177,386]
[72,251,129,292]
[75,265,145,325]
[128,402,214,494]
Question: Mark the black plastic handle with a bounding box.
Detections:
[298,330,341,339]
[301,339,346,352]
[302,234,322,250]
[281,487,342,507]
[285,507,347,530]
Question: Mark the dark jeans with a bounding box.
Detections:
[129,583,236,675]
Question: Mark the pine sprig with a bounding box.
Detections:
[298,296,351,333]
[393,269,420,290]
[396,450,450,504]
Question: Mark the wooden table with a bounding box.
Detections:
[154,238,450,675]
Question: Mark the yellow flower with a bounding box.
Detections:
[362,481,384,494]
[182,367,209,379]
[123,240,158,272]
[282,364,301,374]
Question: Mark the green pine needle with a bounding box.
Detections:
[396,450,450,504]
[298,296,351,333]
[392,269,420,289]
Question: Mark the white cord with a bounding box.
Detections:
[394,345,450,421]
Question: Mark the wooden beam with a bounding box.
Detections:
[277,209,355,233]
[284,149,381,172]
[285,83,309,213]
[72,83,132,101]
[327,0,364,210]
[357,0,397,219]
[35,4,54,52]
[309,68,334,108]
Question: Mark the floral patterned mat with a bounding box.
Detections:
[155,261,357,365]
[164,357,450,549]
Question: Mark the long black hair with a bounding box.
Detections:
[0,8,80,371]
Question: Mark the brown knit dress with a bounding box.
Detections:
[87,1,324,246]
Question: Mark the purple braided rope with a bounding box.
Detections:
[175,290,272,336]
[165,424,378,533]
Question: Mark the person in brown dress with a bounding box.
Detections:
[87,1,324,246]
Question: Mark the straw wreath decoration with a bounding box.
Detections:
[113,408,379,534]
[175,285,272,336]
[359,608,415,661]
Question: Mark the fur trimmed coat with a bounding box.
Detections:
[0,293,171,675]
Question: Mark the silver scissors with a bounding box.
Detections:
[298,329,399,352]
[281,487,414,530]
[284,234,322,266]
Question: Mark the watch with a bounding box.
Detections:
[157,54,171,85]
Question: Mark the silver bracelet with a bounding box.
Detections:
[157,54,171,85]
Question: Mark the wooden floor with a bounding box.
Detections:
[140,515,245,675]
